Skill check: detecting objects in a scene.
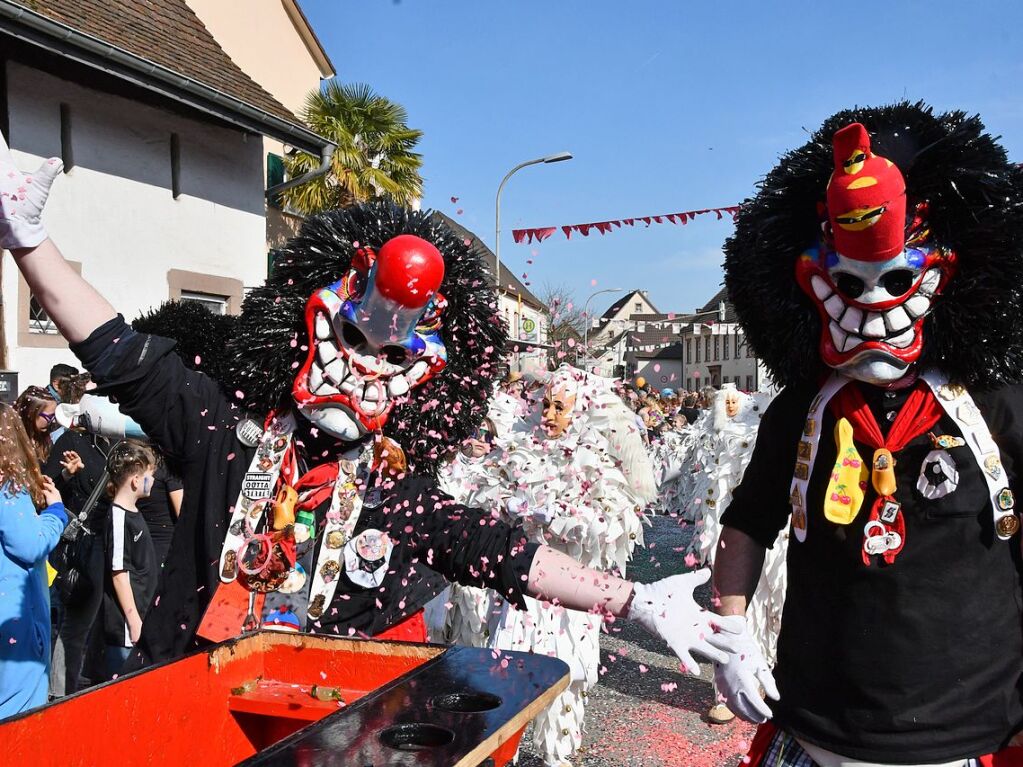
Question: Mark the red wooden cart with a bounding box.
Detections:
[1,631,569,766]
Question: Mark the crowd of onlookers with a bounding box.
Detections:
[0,363,181,717]
[616,381,715,443]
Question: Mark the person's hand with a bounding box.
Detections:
[41,475,62,507]
[60,450,84,476]
[627,570,743,674]
[708,616,779,723]
[128,616,143,645]
[0,131,63,250]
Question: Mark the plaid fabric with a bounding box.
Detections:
[754,729,983,767]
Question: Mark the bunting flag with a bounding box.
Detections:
[512,205,741,244]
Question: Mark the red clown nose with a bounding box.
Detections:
[374,234,445,309]
[827,123,907,262]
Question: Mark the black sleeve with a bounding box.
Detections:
[720,385,808,549]
[976,383,1023,498]
[69,315,236,463]
[383,478,540,609]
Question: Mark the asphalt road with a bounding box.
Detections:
[517,514,756,767]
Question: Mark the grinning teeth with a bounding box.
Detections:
[824,295,845,321]
[919,269,940,296]
[315,380,340,396]
[388,376,410,397]
[889,328,915,349]
[340,377,356,394]
[363,383,381,402]
[904,294,931,318]
[407,361,429,382]
[810,275,831,300]
[315,314,332,341]
[308,363,324,392]
[861,312,886,338]
[317,340,337,366]
[884,306,912,333]
[841,334,861,353]
[839,306,863,334]
[323,358,347,385]
[829,322,848,351]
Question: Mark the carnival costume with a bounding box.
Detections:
[443,365,655,765]
[715,103,1023,766]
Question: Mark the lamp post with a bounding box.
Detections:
[494,152,573,293]
[582,287,624,373]
[494,152,572,373]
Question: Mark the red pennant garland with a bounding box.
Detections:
[512,205,741,243]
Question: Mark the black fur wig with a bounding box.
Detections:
[725,101,1023,390]
[132,300,239,386]
[223,201,507,477]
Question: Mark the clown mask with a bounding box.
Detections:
[292,234,448,440]
[795,123,956,385]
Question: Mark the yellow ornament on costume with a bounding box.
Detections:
[824,417,867,525]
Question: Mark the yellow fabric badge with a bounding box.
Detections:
[824,417,867,525]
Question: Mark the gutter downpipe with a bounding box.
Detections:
[0,0,334,172]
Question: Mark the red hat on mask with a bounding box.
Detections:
[827,123,906,262]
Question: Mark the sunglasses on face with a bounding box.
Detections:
[39,411,57,424]
[474,428,494,444]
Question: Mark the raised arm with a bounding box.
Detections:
[0,131,116,342]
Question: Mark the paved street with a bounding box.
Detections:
[518,514,755,767]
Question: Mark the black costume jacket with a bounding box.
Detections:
[72,316,538,664]
[723,380,1023,762]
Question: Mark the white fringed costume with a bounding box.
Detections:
[683,385,785,664]
[440,365,656,765]
[649,427,699,517]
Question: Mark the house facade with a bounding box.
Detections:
[0,0,331,389]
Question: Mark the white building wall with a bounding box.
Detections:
[499,291,548,373]
[3,63,266,388]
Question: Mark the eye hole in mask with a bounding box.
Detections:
[881,269,915,297]
[835,273,865,299]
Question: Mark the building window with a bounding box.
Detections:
[686,339,692,364]
[723,335,729,360]
[713,337,720,361]
[28,295,58,334]
[686,378,692,391]
[637,322,646,333]
[695,340,700,363]
[746,375,754,391]
[180,291,228,315]
[705,337,711,360]
[747,340,754,358]
[735,333,741,358]
[634,302,642,312]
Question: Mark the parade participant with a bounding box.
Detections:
[0,134,734,686]
[716,103,1023,765]
[680,384,777,723]
[0,403,67,717]
[448,365,656,765]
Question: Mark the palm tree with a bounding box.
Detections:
[281,81,424,214]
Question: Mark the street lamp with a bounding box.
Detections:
[583,287,624,371]
[494,152,573,293]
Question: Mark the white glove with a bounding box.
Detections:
[505,497,555,525]
[708,616,779,723]
[628,570,742,674]
[0,131,62,250]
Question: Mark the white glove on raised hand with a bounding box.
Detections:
[708,616,779,723]
[0,131,62,250]
[628,570,743,674]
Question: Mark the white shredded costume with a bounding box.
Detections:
[439,366,656,765]
[684,385,785,664]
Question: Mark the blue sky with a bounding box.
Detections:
[302,0,1023,317]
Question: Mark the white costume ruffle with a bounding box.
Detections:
[682,386,786,665]
[649,427,698,517]
[436,365,654,765]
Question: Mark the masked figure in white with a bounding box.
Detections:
[444,365,656,765]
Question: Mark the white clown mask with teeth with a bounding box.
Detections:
[796,243,956,384]
[291,235,448,441]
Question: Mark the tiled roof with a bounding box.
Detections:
[16,0,302,128]
[698,285,739,322]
